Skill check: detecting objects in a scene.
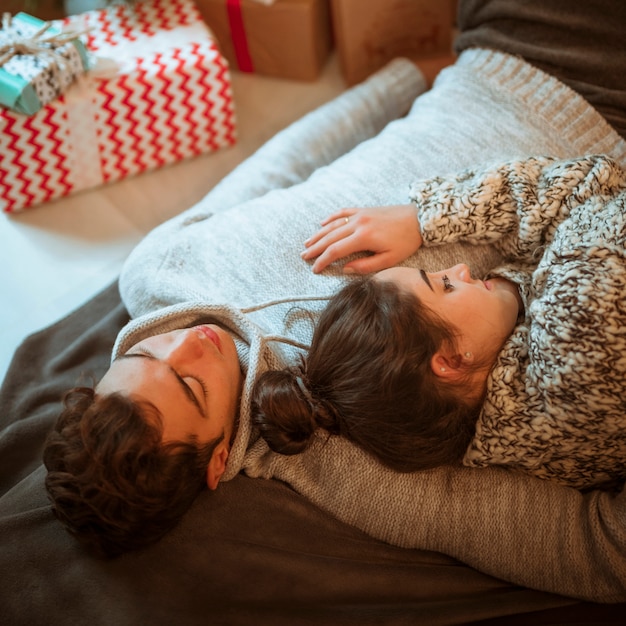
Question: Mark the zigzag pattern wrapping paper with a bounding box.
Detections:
[0,0,237,213]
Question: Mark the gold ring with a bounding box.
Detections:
[344,217,349,224]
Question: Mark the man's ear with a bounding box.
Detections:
[206,441,229,491]
[431,351,464,380]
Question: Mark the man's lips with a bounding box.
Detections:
[197,325,222,352]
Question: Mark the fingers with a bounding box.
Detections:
[302,213,356,266]
[319,209,354,228]
[310,236,363,274]
[302,229,346,263]
[302,209,394,274]
[304,213,354,250]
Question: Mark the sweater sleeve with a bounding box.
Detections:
[464,182,626,487]
[410,154,626,262]
[243,435,626,603]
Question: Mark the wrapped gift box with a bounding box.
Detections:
[2,0,66,23]
[1,0,236,213]
[331,0,453,85]
[196,0,332,81]
[0,12,90,115]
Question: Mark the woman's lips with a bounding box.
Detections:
[197,325,222,352]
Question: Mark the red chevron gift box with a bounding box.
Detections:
[0,0,236,213]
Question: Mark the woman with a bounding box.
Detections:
[43,0,626,601]
[252,154,626,489]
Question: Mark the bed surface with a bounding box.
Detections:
[1,281,625,625]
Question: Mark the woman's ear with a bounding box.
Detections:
[430,351,464,380]
[206,441,230,491]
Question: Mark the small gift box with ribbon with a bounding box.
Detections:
[196,0,332,81]
[1,0,236,213]
[0,12,90,115]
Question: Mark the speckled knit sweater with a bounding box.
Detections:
[411,154,626,488]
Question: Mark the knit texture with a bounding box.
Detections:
[412,155,626,488]
[117,54,626,600]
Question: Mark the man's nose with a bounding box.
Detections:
[167,330,203,363]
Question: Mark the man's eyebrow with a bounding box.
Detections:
[118,352,206,418]
[419,269,433,292]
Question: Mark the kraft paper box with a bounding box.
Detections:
[0,12,90,115]
[1,0,236,213]
[331,0,453,85]
[196,0,332,81]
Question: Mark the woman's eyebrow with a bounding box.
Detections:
[118,352,206,418]
[419,269,434,292]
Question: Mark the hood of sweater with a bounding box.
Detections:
[111,295,331,481]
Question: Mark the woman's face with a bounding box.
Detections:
[375,264,521,359]
[97,325,243,447]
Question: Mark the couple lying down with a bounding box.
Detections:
[43,54,626,602]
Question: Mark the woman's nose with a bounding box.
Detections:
[450,263,471,282]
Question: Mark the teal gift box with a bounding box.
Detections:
[0,12,90,115]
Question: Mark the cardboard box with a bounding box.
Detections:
[196,0,332,81]
[1,0,237,213]
[331,0,453,85]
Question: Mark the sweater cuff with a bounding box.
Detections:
[365,58,428,120]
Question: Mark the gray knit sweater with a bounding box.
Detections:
[412,154,626,488]
[116,55,626,601]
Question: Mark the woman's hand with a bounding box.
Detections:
[301,204,423,274]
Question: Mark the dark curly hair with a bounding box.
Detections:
[252,277,486,472]
[43,387,222,557]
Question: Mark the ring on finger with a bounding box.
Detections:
[344,217,349,224]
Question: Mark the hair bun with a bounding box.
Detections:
[251,370,318,455]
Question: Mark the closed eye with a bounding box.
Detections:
[190,375,209,405]
[122,348,208,418]
[442,275,454,292]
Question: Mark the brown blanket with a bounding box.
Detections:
[1,282,624,625]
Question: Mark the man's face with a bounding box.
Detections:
[97,325,243,449]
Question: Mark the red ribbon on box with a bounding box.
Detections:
[226,0,254,72]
